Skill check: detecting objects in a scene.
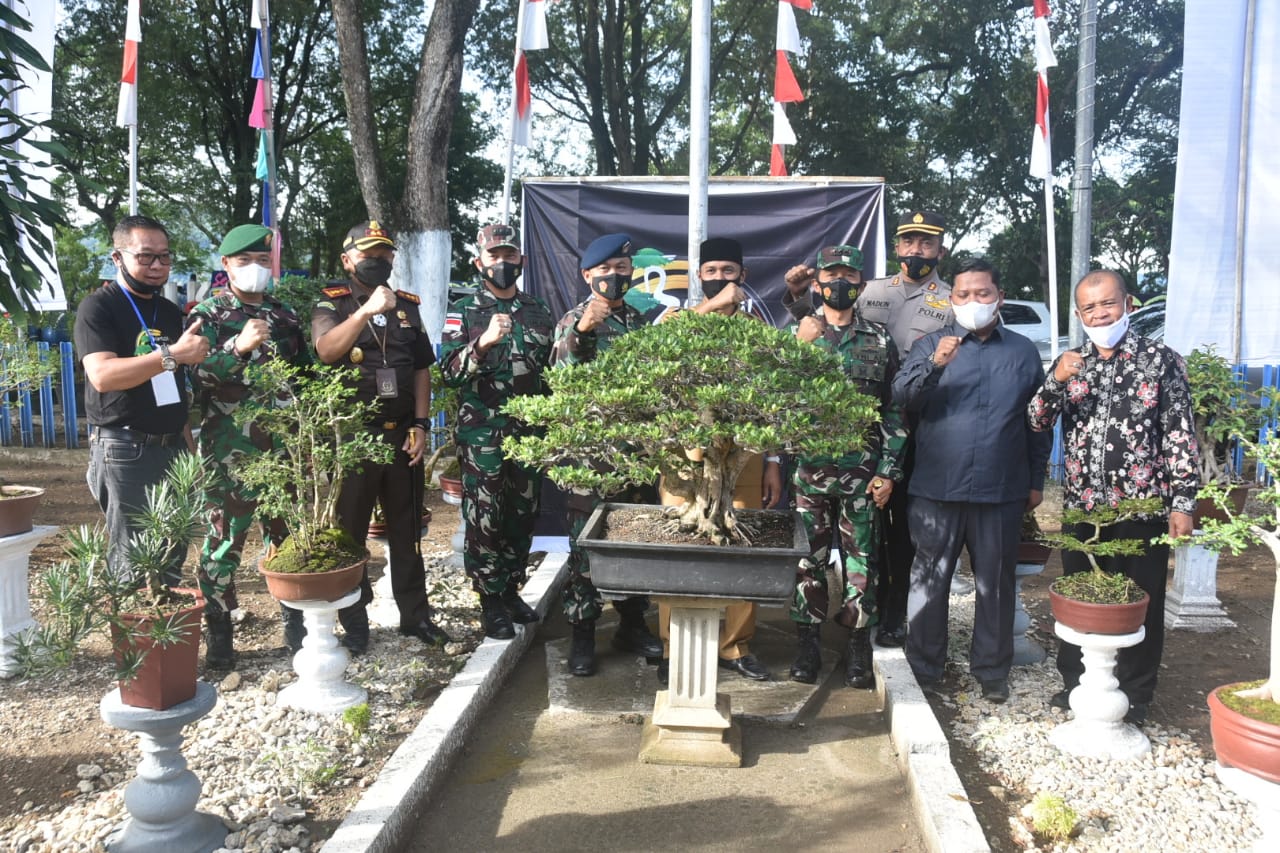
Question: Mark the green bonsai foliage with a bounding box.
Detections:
[503,311,881,545]
[1042,498,1164,604]
[1185,346,1279,485]
[17,453,207,683]
[234,361,394,572]
[0,315,57,396]
[1028,792,1078,842]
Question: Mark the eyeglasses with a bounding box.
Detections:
[117,248,174,267]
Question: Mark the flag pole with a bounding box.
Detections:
[252,1,281,278]
[128,126,138,215]
[1044,178,1059,360]
[500,0,530,226]
[687,0,710,306]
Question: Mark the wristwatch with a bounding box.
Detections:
[159,343,177,372]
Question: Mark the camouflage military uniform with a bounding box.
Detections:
[790,315,908,628]
[439,288,555,596]
[550,298,658,624]
[188,291,310,611]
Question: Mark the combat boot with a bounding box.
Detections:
[203,604,234,671]
[281,604,306,653]
[611,598,663,660]
[480,594,516,639]
[501,586,540,625]
[569,620,596,677]
[789,623,822,684]
[338,603,370,655]
[845,626,874,689]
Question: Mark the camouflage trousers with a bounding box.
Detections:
[459,431,543,596]
[562,483,656,625]
[791,474,880,629]
[197,464,286,613]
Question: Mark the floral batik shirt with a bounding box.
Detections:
[1027,332,1200,517]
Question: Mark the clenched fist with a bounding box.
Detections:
[360,285,397,320]
[576,298,612,334]
[797,314,827,343]
[931,335,963,368]
[233,318,271,356]
[1054,350,1086,383]
[784,264,816,297]
[479,312,513,350]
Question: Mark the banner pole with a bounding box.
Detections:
[128,125,138,215]
[687,0,710,305]
[501,0,530,226]
[1045,177,1059,360]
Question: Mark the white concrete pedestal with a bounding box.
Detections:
[366,534,400,628]
[100,682,225,853]
[0,525,57,677]
[1216,763,1280,851]
[640,596,741,767]
[1012,562,1047,666]
[1049,623,1150,760]
[277,589,367,714]
[1165,536,1236,631]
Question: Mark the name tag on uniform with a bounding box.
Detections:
[151,371,181,407]
[375,367,398,399]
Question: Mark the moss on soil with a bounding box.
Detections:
[1220,680,1280,725]
[264,528,364,574]
[1052,571,1145,604]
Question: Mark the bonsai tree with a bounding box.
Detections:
[233,360,394,572]
[17,452,207,682]
[1,317,58,500]
[503,310,882,545]
[1039,497,1165,604]
[1185,346,1278,486]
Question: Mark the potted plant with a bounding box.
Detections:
[1176,435,1280,783]
[1018,512,1053,565]
[232,361,394,601]
[502,310,881,597]
[16,452,208,709]
[0,316,58,536]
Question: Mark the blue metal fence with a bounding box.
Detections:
[1,341,81,449]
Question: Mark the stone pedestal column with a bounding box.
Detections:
[1165,536,1236,631]
[1012,562,1047,666]
[1216,763,1280,851]
[0,525,57,677]
[100,682,225,853]
[367,533,400,629]
[640,596,741,767]
[1048,622,1150,760]
[277,588,367,714]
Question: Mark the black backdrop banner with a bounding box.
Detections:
[521,178,886,327]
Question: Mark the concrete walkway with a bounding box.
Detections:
[320,553,988,853]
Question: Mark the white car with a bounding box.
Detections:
[1000,299,1060,363]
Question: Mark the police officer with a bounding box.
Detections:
[784,210,952,648]
[188,224,311,668]
[312,220,449,651]
[551,233,664,677]
[788,244,908,688]
[440,224,555,639]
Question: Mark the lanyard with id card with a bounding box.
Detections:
[366,302,398,398]
[120,284,182,407]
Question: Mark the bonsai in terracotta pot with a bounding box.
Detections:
[0,316,58,536]
[16,452,208,709]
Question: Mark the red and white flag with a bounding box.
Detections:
[771,1,809,176]
[116,0,142,127]
[1029,0,1057,180]
[512,0,549,147]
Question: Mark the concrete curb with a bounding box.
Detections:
[320,552,569,853]
[876,645,990,853]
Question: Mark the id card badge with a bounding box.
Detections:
[151,371,181,407]
[375,368,399,399]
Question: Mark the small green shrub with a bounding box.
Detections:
[1029,792,1078,841]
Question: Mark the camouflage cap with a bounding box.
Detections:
[342,220,395,252]
[217,224,272,256]
[816,244,864,271]
[477,223,519,253]
[895,210,947,237]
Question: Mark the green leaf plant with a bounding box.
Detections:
[1041,497,1166,605]
[1186,346,1280,485]
[502,310,881,546]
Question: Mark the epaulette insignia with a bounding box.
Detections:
[889,276,901,287]
[396,290,420,304]
[926,281,937,291]
[321,286,351,298]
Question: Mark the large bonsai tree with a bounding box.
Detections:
[503,310,881,545]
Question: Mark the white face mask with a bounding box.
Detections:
[952,299,1000,332]
[231,263,272,294]
[1081,311,1130,349]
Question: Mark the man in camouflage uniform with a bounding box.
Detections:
[788,244,908,689]
[440,224,555,639]
[784,210,952,649]
[188,224,310,669]
[551,233,665,677]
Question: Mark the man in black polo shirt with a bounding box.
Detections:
[74,214,211,579]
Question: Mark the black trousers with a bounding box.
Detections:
[878,435,916,631]
[1056,519,1170,705]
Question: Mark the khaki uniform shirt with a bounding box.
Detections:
[857,270,952,360]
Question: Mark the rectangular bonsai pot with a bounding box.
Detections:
[577,502,807,605]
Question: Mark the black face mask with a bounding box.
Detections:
[354,257,393,287]
[900,255,938,281]
[118,263,165,296]
[820,278,860,311]
[590,272,631,301]
[700,277,738,300]
[482,261,522,290]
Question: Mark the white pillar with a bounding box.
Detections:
[1048,623,1150,760]
[0,525,57,677]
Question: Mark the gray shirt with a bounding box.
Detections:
[857,271,953,360]
[893,323,1051,504]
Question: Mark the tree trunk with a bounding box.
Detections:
[330,0,390,220]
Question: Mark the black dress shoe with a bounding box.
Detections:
[1124,703,1149,726]
[612,622,663,659]
[981,678,1010,704]
[719,654,770,681]
[1049,689,1072,710]
[657,658,669,687]
[480,594,516,640]
[875,624,906,648]
[399,618,452,647]
[501,588,540,624]
[339,604,370,655]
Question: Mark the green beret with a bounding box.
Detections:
[217,224,273,256]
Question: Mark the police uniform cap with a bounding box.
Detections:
[581,233,633,269]
[895,210,947,237]
[477,223,518,253]
[699,237,743,266]
[217,224,272,256]
[343,220,396,252]
[816,244,864,271]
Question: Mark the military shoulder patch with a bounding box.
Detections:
[321,286,350,298]
[396,290,420,304]
[315,301,336,312]
[444,314,463,332]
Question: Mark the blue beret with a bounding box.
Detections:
[580,233,633,270]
